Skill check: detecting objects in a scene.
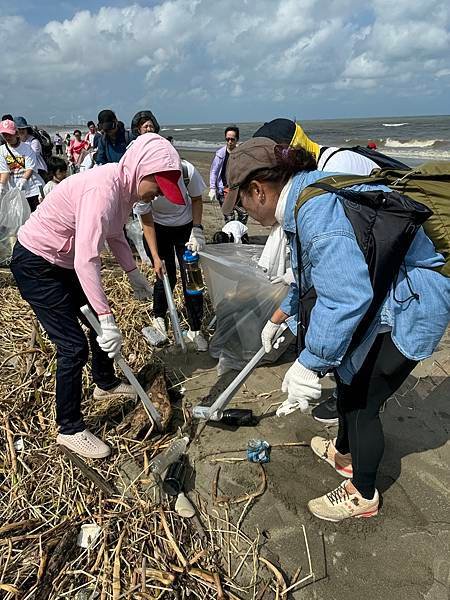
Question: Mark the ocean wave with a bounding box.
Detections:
[174,139,222,151]
[382,147,450,161]
[382,123,409,127]
[385,138,443,148]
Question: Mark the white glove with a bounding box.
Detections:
[261,320,285,353]
[208,189,216,201]
[277,361,321,417]
[97,314,122,358]
[17,178,27,191]
[186,226,206,253]
[127,268,153,300]
[270,268,296,286]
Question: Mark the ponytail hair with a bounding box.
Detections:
[239,144,317,196]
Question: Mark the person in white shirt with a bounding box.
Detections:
[213,220,249,244]
[42,156,68,197]
[0,119,43,211]
[134,158,208,351]
[15,116,48,180]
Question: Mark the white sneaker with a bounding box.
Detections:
[93,381,136,401]
[57,429,111,459]
[186,330,208,352]
[152,317,167,337]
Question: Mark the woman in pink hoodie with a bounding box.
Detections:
[10,134,185,459]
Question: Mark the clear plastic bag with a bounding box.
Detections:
[125,217,151,263]
[199,244,288,373]
[0,188,30,266]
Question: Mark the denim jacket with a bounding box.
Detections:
[280,171,450,384]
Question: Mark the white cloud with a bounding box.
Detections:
[0,0,448,123]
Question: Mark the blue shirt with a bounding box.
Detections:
[279,171,450,383]
[95,128,131,165]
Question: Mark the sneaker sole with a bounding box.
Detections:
[93,391,137,401]
[310,442,353,479]
[308,507,378,522]
[57,439,111,459]
[312,415,339,425]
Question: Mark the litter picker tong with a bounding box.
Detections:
[81,305,163,430]
[193,323,288,422]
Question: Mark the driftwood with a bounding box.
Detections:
[35,527,78,600]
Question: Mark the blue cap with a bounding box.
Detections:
[183,249,198,263]
[14,116,30,129]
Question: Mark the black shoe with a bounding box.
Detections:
[312,395,339,425]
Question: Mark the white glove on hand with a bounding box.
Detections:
[261,320,285,353]
[186,226,206,253]
[127,268,153,300]
[208,189,216,202]
[278,361,322,417]
[270,268,296,286]
[17,178,27,191]
[97,314,122,358]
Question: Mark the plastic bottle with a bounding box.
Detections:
[247,439,271,463]
[220,409,256,426]
[162,456,187,496]
[148,436,189,476]
[183,250,204,295]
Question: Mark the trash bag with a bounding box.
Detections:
[0,188,30,266]
[126,217,151,263]
[199,244,288,373]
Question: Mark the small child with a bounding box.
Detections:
[42,156,68,197]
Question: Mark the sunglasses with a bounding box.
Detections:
[226,137,237,142]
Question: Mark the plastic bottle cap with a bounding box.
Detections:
[183,249,198,263]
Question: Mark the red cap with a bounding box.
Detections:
[367,141,377,149]
[154,171,185,205]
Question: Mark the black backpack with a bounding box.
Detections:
[32,127,54,159]
[295,179,432,360]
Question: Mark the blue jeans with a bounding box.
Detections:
[10,242,120,434]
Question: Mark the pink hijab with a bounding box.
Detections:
[118,133,181,203]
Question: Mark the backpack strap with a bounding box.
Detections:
[181,161,191,188]
[318,148,344,170]
[295,173,387,217]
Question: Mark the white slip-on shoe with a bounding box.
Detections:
[93,381,136,401]
[186,330,208,352]
[152,317,167,337]
[57,429,111,459]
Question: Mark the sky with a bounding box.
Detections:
[0,0,449,125]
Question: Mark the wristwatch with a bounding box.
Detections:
[192,224,203,230]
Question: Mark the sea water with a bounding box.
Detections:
[41,114,450,167]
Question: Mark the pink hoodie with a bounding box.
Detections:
[18,134,181,315]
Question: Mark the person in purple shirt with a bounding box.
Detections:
[209,126,247,223]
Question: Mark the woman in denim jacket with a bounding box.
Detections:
[222,137,450,522]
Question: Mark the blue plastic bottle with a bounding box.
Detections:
[183,250,204,295]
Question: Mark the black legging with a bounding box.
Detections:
[143,221,203,331]
[335,333,417,499]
